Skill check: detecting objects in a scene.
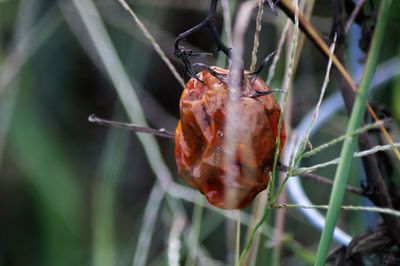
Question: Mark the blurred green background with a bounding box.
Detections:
[1,0,399,265]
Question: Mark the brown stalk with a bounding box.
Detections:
[89,114,364,196]
[331,0,400,246]
[276,0,400,161]
[277,0,400,245]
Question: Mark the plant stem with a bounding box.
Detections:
[93,124,129,266]
[236,210,241,266]
[277,0,400,160]
[314,1,392,265]
[184,196,204,266]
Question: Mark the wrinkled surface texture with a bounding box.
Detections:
[175,67,286,209]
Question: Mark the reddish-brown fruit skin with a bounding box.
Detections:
[175,66,286,209]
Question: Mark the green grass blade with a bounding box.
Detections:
[69,2,188,265]
[70,0,174,190]
[9,86,83,266]
[314,1,392,264]
[116,0,184,88]
[0,5,61,92]
[92,125,130,266]
[184,196,204,266]
[133,183,164,266]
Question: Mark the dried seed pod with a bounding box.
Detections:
[175,66,286,209]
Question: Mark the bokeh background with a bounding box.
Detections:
[1,0,400,265]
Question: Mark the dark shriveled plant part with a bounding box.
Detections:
[328,225,400,265]
[173,0,231,80]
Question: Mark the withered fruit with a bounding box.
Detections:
[175,66,286,209]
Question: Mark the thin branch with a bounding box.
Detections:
[292,33,337,167]
[345,0,366,34]
[116,0,185,87]
[303,119,389,158]
[250,0,265,72]
[294,142,400,176]
[274,204,400,218]
[88,114,175,139]
[267,20,290,84]
[270,0,300,202]
[277,165,364,196]
[276,0,400,160]
[88,114,373,197]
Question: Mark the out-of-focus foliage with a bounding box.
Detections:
[0,0,399,265]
